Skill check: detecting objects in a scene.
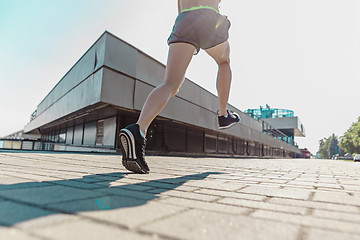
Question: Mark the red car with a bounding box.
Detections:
[300,148,311,159]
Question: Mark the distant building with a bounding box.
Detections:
[15,31,302,157]
[3,130,24,140]
[2,130,40,140]
[244,105,305,146]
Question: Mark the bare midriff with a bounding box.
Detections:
[179,0,220,12]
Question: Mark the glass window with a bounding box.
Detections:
[96,120,104,146]
[83,122,97,146]
[103,117,116,147]
[59,129,66,143]
[73,124,83,145]
[66,126,74,145]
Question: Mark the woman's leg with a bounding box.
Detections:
[205,41,232,117]
[136,43,196,135]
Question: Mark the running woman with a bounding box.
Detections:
[119,0,240,174]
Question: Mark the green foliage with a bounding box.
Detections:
[329,135,339,158]
[318,138,328,159]
[339,117,360,155]
[318,134,342,159]
[318,117,360,158]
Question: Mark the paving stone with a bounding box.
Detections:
[104,180,155,191]
[218,198,307,215]
[161,189,220,202]
[183,179,246,191]
[342,185,360,192]
[268,197,359,213]
[316,187,346,193]
[123,173,173,181]
[261,179,289,184]
[141,209,300,240]
[306,228,360,240]
[71,175,108,183]
[194,188,267,201]
[111,177,146,185]
[159,196,250,214]
[339,180,360,185]
[313,209,360,223]
[239,185,311,200]
[2,172,61,182]
[0,181,53,191]
[141,180,198,192]
[94,186,161,201]
[0,226,42,240]
[51,179,106,189]
[48,195,145,213]
[287,181,315,187]
[313,183,342,189]
[0,185,105,205]
[0,176,34,185]
[236,177,261,183]
[252,210,360,234]
[313,191,360,206]
[14,213,81,230]
[31,218,153,240]
[0,201,55,226]
[79,200,186,229]
[281,184,314,190]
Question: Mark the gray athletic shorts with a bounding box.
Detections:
[167,8,231,55]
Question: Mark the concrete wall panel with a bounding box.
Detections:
[196,105,218,130]
[104,34,137,78]
[177,80,219,114]
[100,68,135,109]
[161,97,218,130]
[198,87,219,113]
[134,81,153,111]
[136,52,165,87]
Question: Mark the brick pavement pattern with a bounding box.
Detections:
[0,152,360,240]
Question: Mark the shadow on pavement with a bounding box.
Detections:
[0,171,223,226]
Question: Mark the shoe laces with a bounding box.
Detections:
[140,138,150,170]
[140,138,147,158]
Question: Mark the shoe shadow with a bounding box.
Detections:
[0,171,223,226]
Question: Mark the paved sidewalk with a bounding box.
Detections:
[0,152,360,240]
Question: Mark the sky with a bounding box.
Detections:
[0,0,359,154]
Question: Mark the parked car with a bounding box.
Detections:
[354,154,360,162]
[334,153,353,160]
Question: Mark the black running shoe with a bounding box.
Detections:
[218,110,240,129]
[119,124,150,174]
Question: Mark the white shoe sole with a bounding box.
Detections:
[219,121,237,130]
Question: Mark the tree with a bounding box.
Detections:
[339,117,360,154]
[318,138,329,159]
[318,134,343,159]
[329,134,338,158]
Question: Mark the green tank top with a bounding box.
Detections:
[181,5,219,13]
